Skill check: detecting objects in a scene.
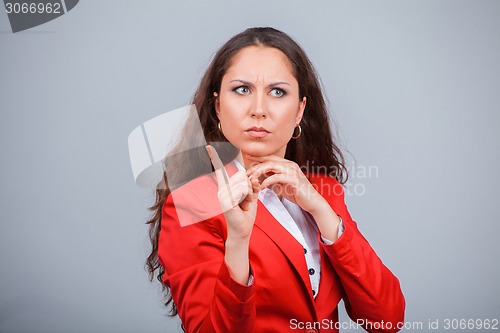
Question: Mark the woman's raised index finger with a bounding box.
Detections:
[205,145,231,190]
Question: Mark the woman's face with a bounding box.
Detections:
[215,46,306,157]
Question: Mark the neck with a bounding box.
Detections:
[236,151,249,169]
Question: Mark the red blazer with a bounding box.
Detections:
[158,163,405,333]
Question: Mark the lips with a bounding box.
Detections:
[245,127,270,138]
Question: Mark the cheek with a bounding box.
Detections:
[272,100,300,124]
[219,95,248,120]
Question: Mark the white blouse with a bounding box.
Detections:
[234,160,343,298]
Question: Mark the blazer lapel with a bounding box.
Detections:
[314,242,342,315]
[310,175,343,313]
[254,202,314,297]
[226,162,318,303]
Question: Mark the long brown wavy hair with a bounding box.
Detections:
[146,27,348,317]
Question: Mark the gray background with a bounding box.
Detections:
[1,1,499,332]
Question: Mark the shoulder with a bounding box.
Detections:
[308,173,345,199]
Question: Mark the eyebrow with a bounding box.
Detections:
[229,79,291,88]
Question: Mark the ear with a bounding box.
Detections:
[214,92,220,117]
[296,96,306,124]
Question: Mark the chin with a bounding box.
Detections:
[238,141,283,157]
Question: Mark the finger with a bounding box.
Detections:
[218,178,248,210]
[239,188,253,211]
[240,176,260,211]
[260,173,293,190]
[228,178,251,210]
[245,158,292,176]
[220,171,252,209]
[247,161,290,179]
[250,176,261,199]
[206,145,232,192]
[230,171,250,201]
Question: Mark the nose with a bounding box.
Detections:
[251,91,267,118]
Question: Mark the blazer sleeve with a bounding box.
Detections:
[158,187,256,333]
[318,177,406,333]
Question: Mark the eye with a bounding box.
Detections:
[270,88,286,97]
[233,86,251,95]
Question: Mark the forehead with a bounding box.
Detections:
[224,46,296,82]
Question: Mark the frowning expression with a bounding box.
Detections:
[215,46,306,157]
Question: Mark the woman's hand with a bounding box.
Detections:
[206,145,260,284]
[245,154,326,213]
[245,154,341,241]
[206,145,260,241]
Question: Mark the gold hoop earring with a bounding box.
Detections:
[292,124,302,139]
[217,121,222,131]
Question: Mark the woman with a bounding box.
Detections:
[146,27,405,333]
